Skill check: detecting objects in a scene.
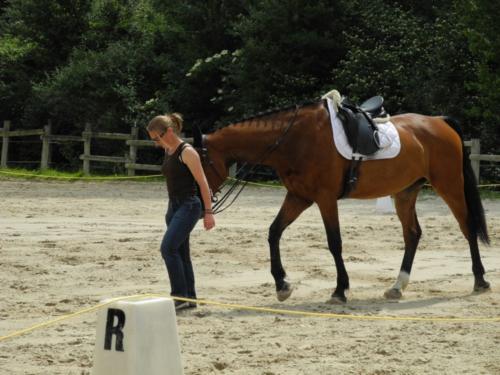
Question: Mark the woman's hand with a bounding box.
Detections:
[203,212,215,230]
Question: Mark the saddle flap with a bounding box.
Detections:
[337,106,380,156]
[354,112,380,155]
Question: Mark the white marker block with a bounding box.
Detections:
[92,297,183,375]
[376,196,395,214]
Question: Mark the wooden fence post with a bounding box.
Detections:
[1,120,10,168]
[83,123,92,175]
[41,120,52,170]
[128,126,138,176]
[470,138,481,184]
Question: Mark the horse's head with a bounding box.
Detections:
[192,125,228,194]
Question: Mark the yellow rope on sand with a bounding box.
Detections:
[1,293,499,343]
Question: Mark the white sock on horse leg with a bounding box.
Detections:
[391,271,410,291]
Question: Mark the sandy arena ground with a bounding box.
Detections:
[0,178,499,375]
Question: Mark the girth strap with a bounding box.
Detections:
[340,156,363,199]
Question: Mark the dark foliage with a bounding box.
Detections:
[0,0,498,177]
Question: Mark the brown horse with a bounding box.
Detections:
[193,100,490,303]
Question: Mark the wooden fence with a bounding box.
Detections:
[0,120,163,176]
[0,120,499,182]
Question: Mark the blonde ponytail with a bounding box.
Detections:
[169,113,183,135]
[147,112,184,136]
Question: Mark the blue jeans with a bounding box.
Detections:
[161,195,201,299]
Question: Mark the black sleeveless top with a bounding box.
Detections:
[162,142,197,199]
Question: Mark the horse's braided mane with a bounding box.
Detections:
[217,99,322,129]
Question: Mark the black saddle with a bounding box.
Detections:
[337,95,386,156]
[333,95,388,198]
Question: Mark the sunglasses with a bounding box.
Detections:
[151,131,167,142]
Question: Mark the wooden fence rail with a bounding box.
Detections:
[0,120,197,176]
[0,119,497,183]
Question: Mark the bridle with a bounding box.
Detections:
[198,145,227,195]
[196,105,300,214]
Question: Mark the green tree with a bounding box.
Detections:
[332,0,475,119]
[0,35,36,119]
[30,0,248,131]
[147,0,250,130]
[32,42,148,132]
[386,0,455,21]
[215,0,352,121]
[460,0,500,154]
[0,0,90,120]
[25,0,169,133]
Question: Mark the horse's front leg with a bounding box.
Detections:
[385,187,422,299]
[268,192,312,301]
[318,198,349,303]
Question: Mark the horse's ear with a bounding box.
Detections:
[192,124,203,148]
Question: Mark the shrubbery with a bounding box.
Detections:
[0,0,498,173]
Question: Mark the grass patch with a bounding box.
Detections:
[0,167,163,182]
[479,189,500,200]
[417,185,500,200]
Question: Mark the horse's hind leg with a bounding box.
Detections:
[268,192,312,301]
[385,181,424,299]
[431,179,490,292]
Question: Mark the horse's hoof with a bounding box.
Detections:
[276,282,293,302]
[473,280,491,293]
[384,288,403,300]
[327,295,347,305]
[327,288,348,304]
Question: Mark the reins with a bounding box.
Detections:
[209,105,300,214]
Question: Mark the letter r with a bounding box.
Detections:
[104,308,126,351]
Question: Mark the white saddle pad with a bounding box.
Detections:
[326,98,401,160]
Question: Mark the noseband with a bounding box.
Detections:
[197,105,300,214]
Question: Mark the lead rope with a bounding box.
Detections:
[211,105,300,214]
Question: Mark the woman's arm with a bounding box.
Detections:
[181,146,215,230]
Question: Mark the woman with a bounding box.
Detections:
[147,113,215,311]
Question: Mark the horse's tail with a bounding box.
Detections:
[442,116,490,245]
